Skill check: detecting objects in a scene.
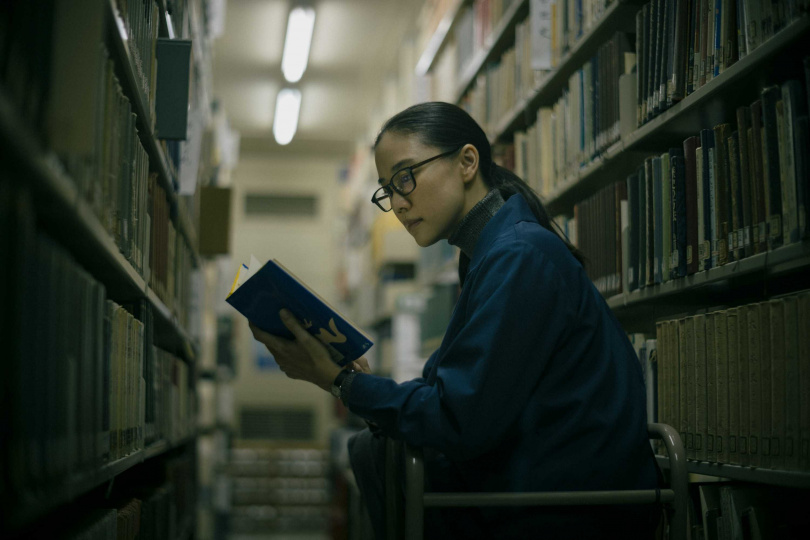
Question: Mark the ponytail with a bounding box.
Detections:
[488,163,586,267]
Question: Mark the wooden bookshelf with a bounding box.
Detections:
[538,16,810,216]
[453,0,529,103]
[106,0,200,268]
[4,435,196,534]
[416,0,471,76]
[608,241,810,311]
[0,68,197,364]
[492,0,641,140]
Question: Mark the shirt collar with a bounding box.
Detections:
[447,189,505,258]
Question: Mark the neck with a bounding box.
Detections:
[447,189,505,258]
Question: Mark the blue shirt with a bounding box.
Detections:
[346,194,658,534]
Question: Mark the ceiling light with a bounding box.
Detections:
[281,6,316,83]
[273,88,302,145]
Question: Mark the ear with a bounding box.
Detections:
[458,143,480,184]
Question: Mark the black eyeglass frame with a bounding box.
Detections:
[371,145,463,212]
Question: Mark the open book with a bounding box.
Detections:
[226,255,373,366]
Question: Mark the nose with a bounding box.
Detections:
[391,190,410,213]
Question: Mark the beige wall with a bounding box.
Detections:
[229,152,345,447]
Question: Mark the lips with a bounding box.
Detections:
[404,218,422,232]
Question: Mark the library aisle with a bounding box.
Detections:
[2,1,810,539]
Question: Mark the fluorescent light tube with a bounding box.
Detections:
[273,88,302,145]
[281,6,315,83]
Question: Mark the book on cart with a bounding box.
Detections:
[227,255,373,367]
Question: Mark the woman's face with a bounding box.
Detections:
[374,132,469,247]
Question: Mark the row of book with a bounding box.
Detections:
[550,68,809,295]
[636,0,808,127]
[627,76,808,290]
[1,180,196,501]
[654,290,810,472]
[113,0,161,125]
[456,1,622,135]
[508,32,635,199]
[454,0,520,78]
[573,180,626,296]
[62,474,190,539]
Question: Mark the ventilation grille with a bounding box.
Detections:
[239,407,315,440]
[244,194,317,217]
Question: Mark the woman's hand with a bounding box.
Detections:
[250,309,342,392]
[350,357,372,374]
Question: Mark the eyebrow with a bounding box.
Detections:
[377,157,416,185]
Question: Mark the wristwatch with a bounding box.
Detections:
[330,369,355,399]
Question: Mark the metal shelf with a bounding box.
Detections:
[656,455,810,489]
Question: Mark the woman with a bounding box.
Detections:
[251,102,660,538]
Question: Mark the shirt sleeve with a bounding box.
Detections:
[345,242,577,462]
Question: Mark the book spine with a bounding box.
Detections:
[715,309,729,464]
[727,307,740,464]
[769,299,785,470]
[750,100,769,253]
[747,303,762,468]
[683,136,700,274]
[738,304,750,465]
[686,315,697,460]
[798,292,810,472]
[784,295,801,471]
[703,313,717,463]
[761,86,783,249]
[713,123,731,265]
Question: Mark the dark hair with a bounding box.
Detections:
[374,101,585,273]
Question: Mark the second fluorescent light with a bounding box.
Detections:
[273,88,301,145]
[281,6,315,83]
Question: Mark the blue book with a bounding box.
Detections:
[653,156,664,284]
[670,150,687,279]
[227,256,373,366]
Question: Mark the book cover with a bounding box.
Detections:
[713,123,732,265]
[749,100,769,253]
[735,107,754,258]
[671,153,688,279]
[700,128,716,270]
[671,0,690,102]
[795,116,809,240]
[227,256,374,366]
[761,85,783,249]
[653,156,664,284]
[683,135,700,274]
[727,131,744,262]
[627,171,640,291]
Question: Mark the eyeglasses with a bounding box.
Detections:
[371,146,463,212]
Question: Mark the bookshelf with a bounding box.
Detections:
[405,0,810,536]
[543,16,810,216]
[0,0,215,538]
